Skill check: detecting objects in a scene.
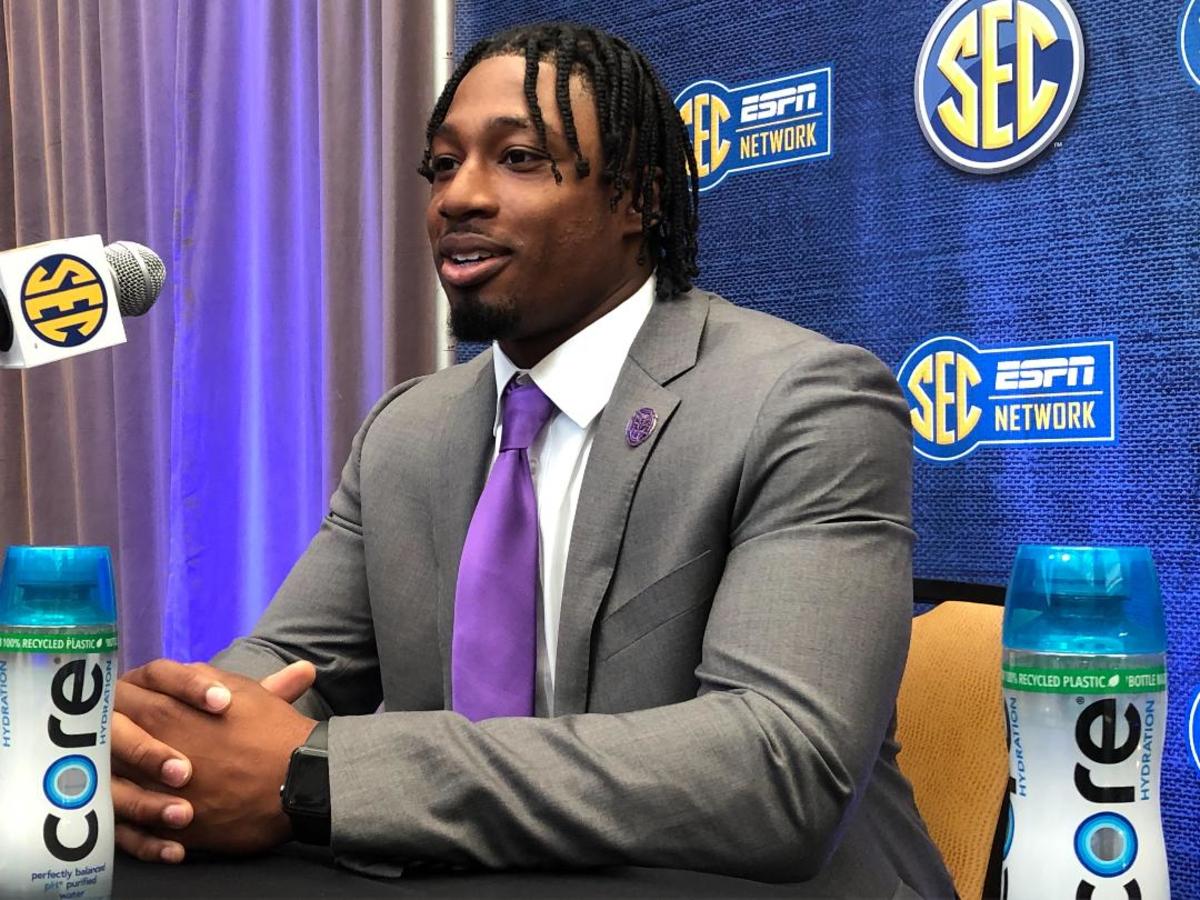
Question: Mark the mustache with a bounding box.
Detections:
[440,223,495,237]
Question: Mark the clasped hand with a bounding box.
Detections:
[112,659,318,863]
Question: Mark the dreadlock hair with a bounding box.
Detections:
[418,22,700,302]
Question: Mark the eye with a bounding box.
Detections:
[431,155,460,177]
[501,148,547,169]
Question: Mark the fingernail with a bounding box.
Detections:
[161,758,190,787]
[160,843,184,863]
[205,684,232,711]
[163,804,191,828]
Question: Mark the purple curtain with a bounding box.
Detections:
[0,0,444,666]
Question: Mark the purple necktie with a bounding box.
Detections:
[452,377,556,721]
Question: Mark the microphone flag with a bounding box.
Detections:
[0,235,130,369]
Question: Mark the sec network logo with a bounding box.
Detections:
[896,335,1117,462]
[915,0,1084,173]
[20,253,109,348]
[675,67,832,192]
[1181,0,1200,90]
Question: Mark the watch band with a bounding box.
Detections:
[281,720,331,846]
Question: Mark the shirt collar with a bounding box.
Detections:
[492,273,656,433]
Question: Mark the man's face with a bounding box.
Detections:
[426,54,647,365]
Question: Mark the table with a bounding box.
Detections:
[113,843,810,898]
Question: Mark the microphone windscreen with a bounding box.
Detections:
[105,241,165,316]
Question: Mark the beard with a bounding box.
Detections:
[447,290,520,343]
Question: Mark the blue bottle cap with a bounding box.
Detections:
[1002,545,1165,655]
[0,546,117,628]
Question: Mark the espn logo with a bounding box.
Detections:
[740,84,818,123]
[995,356,1095,391]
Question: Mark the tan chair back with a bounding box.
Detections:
[896,601,1009,900]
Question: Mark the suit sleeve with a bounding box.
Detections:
[324,343,915,883]
[210,378,425,720]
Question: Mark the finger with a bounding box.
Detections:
[113,776,193,831]
[259,660,317,703]
[111,710,192,788]
[115,680,207,744]
[122,658,232,713]
[116,822,185,864]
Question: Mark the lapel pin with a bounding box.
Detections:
[626,407,658,447]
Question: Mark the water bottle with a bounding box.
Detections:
[1001,545,1170,899]
[0,546,118,900]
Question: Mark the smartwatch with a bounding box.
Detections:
[280,720,331,846]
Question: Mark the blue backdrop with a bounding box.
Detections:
[457,0,1200,891]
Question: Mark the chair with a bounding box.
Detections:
[896,601,1009,900]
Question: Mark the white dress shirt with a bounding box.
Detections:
[489,275,655,716]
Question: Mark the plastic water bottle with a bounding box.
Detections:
[1001,545,1170,899]
[0,546,118,899]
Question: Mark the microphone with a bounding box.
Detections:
[0,234,166,369]
[102,241,166,317]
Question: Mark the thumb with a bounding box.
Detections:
[259,660,317,703]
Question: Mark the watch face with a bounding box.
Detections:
[285,747,330,814]
[284,746,331,846]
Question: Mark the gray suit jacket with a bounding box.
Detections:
[215,289,954,898]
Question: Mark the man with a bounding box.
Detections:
[111,23,954,897]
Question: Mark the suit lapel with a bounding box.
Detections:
[433,351,497,706]
[553,291,711,714]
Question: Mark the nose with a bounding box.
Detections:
[434,156,499,222]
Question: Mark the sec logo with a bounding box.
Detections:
[915,0,1085,173]
[1189,685,1200,777]
[20,253,109,347]
[1182,0,1200,91]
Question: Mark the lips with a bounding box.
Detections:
[438,254,512,289]
[437,234,513,289]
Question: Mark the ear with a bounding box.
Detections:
[620,194,644,237]
[620,166,663,238]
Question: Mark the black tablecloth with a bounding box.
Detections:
[113,844,809,898]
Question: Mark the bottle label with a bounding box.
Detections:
[0,649,115,899]
[0,632,117,654]
[1001,685,1171,899]
[1003,662,1167,694]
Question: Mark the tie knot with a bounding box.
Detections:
[500,378,556,451]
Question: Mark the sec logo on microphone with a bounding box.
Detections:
[915,0,1084,174]
[20,253,110,347]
